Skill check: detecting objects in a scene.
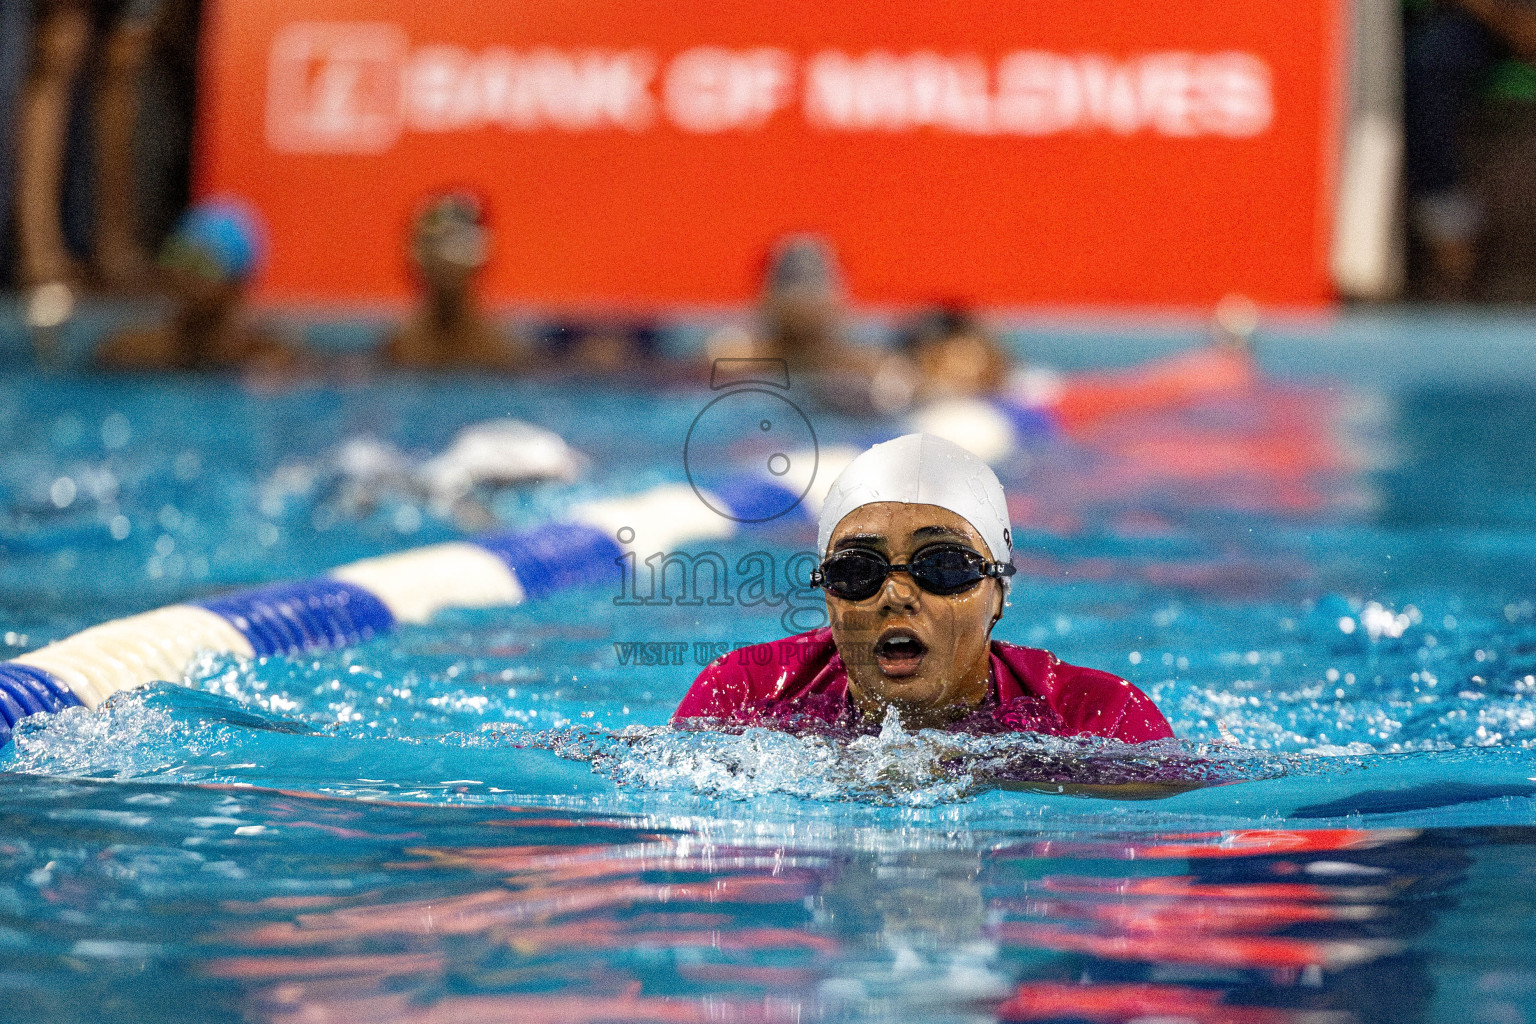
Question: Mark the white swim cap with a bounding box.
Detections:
[817,433,1013,567]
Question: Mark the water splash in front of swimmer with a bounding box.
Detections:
[8,584,1536,826]
[0,675,1293,805]
[519,711,1294,807]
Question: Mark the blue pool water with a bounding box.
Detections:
[4,323,1536,1022]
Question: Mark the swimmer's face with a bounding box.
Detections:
[164,260,243,318]
[763,288,840,358]
[411,218,487,293]
[825,502,1004,727]
[916,331,1006,399]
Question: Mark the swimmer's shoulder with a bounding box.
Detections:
[990,640,1174,742]
[673,628,839,722]
[698,628,838,687]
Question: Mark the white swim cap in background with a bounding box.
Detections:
[817,433,1013,569]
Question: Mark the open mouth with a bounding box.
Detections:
[873,628,928,677]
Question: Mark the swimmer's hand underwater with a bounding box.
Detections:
[672,434,1173,743]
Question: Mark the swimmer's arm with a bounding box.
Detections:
[999,779,1209,800]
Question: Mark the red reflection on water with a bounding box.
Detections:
[1008,895,1368,933]
[997,923,1395,971]
[998,981,1322,1024]
[207,952,446,980]
[986,826,1427,1020]
[254,981,797,1024]
[1060,374,1360,519]
[1014,828,1417,861]
[1034,875,1383,902]
[235,867,815,947]
[210,835,831,1022]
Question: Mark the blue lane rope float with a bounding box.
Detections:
[200,580,397,658]
[0,360,1246,744]
[0,665,83,746]
[0,451,858,749]
[0,390,1074,748]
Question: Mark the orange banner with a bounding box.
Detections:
[196,0,1344,308]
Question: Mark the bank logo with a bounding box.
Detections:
[266,23,407,154]
[266,25,1275,154]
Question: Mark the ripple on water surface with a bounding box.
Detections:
[5,370,1536,1020]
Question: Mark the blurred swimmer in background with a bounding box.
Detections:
[870,305,1013,412]
[708,234,872,377]
[384,194,530,372]
[886,297,1256,421]
[542,319,663,377]
[96,200,303,374]
[674,434,1173,741]
[899,306,1011,400]
[758,234,850,371]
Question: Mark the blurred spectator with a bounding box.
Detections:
[384,193,529,372]
[1405,0,1536,298]
[135,0,202,248]
[96,199,301,372]
[0,0,27,280]
[12,0,161,293]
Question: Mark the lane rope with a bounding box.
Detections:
[0,452,852,747]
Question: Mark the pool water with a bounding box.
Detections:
[4,330,1536,1023]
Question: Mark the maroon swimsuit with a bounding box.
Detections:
[672,627,1174,742]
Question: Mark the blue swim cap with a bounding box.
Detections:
[165,200,266,283]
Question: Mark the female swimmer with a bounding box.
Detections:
[673,434,1173,741]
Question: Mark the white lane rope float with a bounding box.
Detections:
[0,387,1073,748]
[0,446,859,747]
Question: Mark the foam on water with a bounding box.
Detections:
[521,715,1290,807]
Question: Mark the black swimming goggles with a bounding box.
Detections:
[810,545,1016,602]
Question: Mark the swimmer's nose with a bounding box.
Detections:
[878,573,920,613]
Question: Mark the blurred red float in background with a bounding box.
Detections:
[196,0,1343,308]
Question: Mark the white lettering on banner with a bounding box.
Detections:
[404,47,655,131]
[264,25,1276,153]
[809,50,1272,137]
[804,51,995,133]
[266,23,408,153]
[664,48,795,133]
